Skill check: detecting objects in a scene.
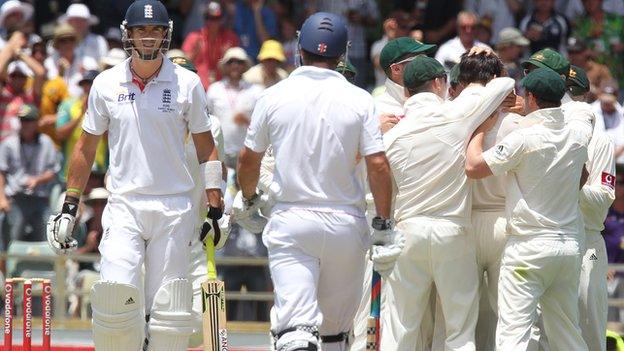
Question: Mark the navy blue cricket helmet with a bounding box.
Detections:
[121,0,172,60]
[299,12,349,59]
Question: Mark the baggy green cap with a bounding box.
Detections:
[380,37,437,71]
[521,67,566,102]
[403,56,446,90]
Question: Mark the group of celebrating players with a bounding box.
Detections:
[42,0,612,351]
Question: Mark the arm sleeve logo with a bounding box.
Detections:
[602,172,615,189]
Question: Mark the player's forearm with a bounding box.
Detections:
[238,147,264,199]
[365,152,392,219]
[581,185,615,211]
[465,132,491,179]
[66,132,100,197]
[192,131,218,163]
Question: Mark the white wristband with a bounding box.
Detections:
[202,161,222,189]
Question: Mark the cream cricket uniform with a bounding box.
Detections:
[351,76,406,351]
[380,77,515,351]
[83,58,212,311]
[562,96,615,351]
[244,66,383,346]
[483,107,590,351]
[469,112,522,351]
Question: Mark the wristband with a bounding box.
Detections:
[66,187,83,196]
[201,160,222,189]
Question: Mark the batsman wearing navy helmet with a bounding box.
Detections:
[46,1,223,350]
[234,12,401,351]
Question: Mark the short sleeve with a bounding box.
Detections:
[482,131,525,176]
[244,94,270,153]
[82,82,110,135]
[187,78,212,134]
[359,99,384,156]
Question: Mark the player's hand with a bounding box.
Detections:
[476,113,498,134]
[46,201,79,255]
[379,113,400,134]
[468,45,495,57]
[370,227,405,277]
[199,207,231,250]
[231,190,269,233]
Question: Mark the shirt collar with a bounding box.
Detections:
[524,107,565,126]
[404,92,443,110]
[562,93,573,104]
[122,56,174,83]
[384,78,407,105]
[290,66,347,81]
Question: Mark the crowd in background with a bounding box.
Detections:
[3,0,624,322]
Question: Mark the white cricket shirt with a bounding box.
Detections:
[374,78,407,118]
[206,79,263,157]
[384,77,514,224]
[244,66,384,211]
[83,58,212,196]
[483,107,590,237]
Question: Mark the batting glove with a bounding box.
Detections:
[370,218,405,277]
[199,206,231,250]
[46,201,79,255]
[231,190,270,234]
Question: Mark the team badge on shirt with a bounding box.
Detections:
[602,172,616,189]
[158,89,174,113]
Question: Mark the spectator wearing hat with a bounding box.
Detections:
[475,16,493,46]
[44,22,99,98]
[0,60,41,143]
[496,27,530,91]
[519,0,569,54]
[435,12,489,71]
[103,27,122,50]
[243,39,287,89]
[59,3,108,63]
[591,86,624,163]
[56,70,107,183]
[567,37,615,101]
[206,47,262,170]
[574,0,624,90]
[0,0,34,49]
[182,1,240,90]
[465,0,523,44]
[370,12,412,88]
[0,104,60,248]
[230,0,278,64]
[99,47,127,71]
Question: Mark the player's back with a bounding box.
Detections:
[502,108,589,236]
[256,66,381,210]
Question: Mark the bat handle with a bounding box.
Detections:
[206,237,217,280]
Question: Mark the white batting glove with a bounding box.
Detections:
[46,201,79,255]
[199,207,231,250]
[370,217,405,277]
[231,190,270,234]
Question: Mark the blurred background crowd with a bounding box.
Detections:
[4,0,624,325]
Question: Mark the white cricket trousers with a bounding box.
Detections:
[264,205,369,340]
[99,193,195,312]
[470,211,508,351]
[496,234,587,351]
[578,231,608,351]
[380,217,479,351]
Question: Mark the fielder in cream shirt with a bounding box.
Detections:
[381,51,514,351]
[465,67,590,351]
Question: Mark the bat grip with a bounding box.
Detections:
[206,238,217,280]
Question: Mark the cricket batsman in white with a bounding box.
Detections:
[45,1,223,350]
[235,12,404,351]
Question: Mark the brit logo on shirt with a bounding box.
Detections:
[162,89,171,104]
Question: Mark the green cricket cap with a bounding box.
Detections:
[335,60,357,76]
[403,56,446,90]
[521,67,566,102]
[17,104,39,121]
[521,48,570,76]
[567,65,590,96]
[170,56,197,73]
[380,37,437,71]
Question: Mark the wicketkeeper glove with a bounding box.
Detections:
[231,190,270,234]
[199,206,231,250]
[46,199,79,255]
[370,219,405,277]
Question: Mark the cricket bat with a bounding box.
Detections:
[366,270,381,351]
[201,238,228,351]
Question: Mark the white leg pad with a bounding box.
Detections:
[148,278,194,351]
[91,281,145,351]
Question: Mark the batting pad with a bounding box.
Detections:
[148,278,195,351]
[91,281,144,351]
